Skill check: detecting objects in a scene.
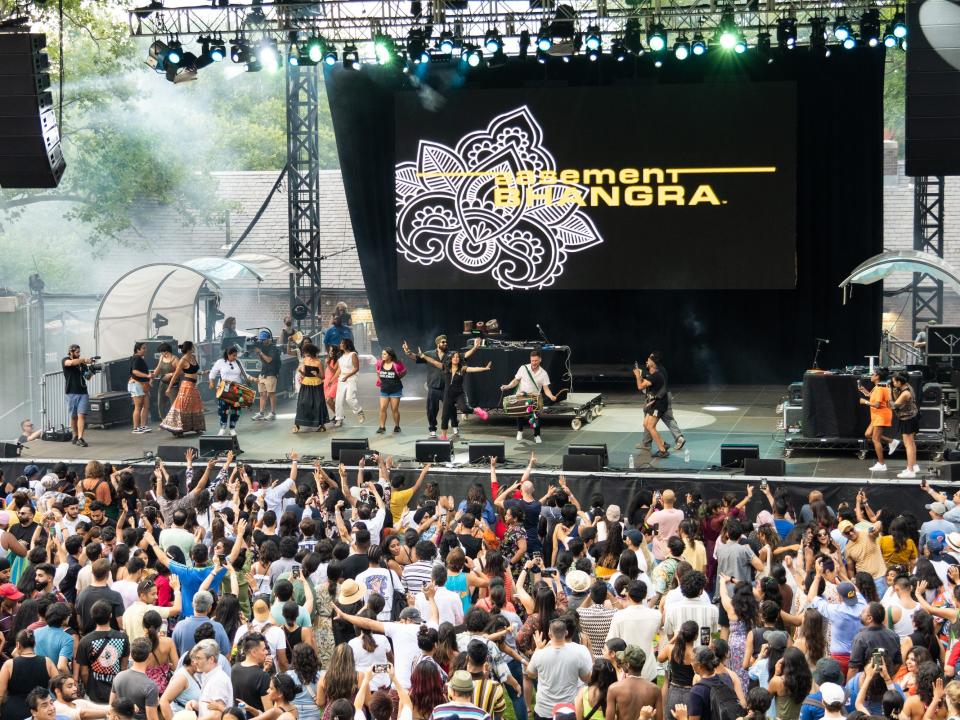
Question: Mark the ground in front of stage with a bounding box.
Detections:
[19,379,937,480]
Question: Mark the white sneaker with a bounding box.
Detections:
[516,431,523,441]
[888,439,900,455]
[534,436,542,444]
[429,431,437,438]
[230,428,237,437]
[218,427,227,436]
[913,464,921,473]
[868,462,887,472]
[132,427,143,434]
[251,412,265,421]
[266,412,276,421]
[453,427,459,436]
[141,426,152,433]
[897,469,916,479]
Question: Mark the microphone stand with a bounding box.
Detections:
[537,324,550,344]
[812,338,827,369]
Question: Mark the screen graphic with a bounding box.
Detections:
[394,84,797,291]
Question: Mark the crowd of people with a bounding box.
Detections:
[3,452,960,720]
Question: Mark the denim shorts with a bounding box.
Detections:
[380,391,403,399]
[128,382,146,398]
[66,393,90,416]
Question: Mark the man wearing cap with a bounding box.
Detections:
[849,601,903,680]
[577,581,617,658]
[839,520,888,598]
[817,683,848,720]
[251,331,281,421]
[22,464,42,494]
[920,501,958,548]
[233,597,289,669]
[428,669,492,720]
[606,645,661,720]
[799,659,847,720]
[526,618,592,720]
[0,581,24,639]
[808,559,867,676]
[646,489,684,561]
[403,336,479,438]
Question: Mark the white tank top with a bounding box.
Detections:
[883,595,919,638]
[339,352,356,375]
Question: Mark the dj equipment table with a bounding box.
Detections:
[465,345,572,409]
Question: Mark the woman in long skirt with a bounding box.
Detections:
[160,341,206,436]
[294,343,328,432]
[323,346,340,417]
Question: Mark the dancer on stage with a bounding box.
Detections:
[151,342,179,420]
[161,341,206,436]
[333,338,364,427]
[324,345,340,418]
[128,341,153,434]
[891,372,921,479]
[632,352,670,458]
[418,350,491,439]
[500,349,557,444]
[294,343,328,433]
[208,346,250,437]
[859,367,894,472]
[375,348,407,434]
[403,336,480,437]
[638,358,685,452]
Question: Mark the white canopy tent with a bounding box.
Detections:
[94,254,295,361]
[839,250,960,302]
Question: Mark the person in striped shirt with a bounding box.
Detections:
[429,670,492,720]
[466,639,507,720]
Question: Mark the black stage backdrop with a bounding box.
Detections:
[326,51,884,384]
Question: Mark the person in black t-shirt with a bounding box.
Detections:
[128,342,153,435]
[403,336,481,438]
[253,332,281,421]
[232,633,272,711]
[632,352,670,459]
[62,344,93,447]
[375,348,407,434]
[417,350,492,441]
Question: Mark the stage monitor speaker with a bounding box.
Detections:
[331,438,369,461]
[0,442,20,458]
[562,453,603,472]
[788,382,803,404]
[922,383,943,407]
[415,440,452,462]
[103,357,133,393]
[88,392,133,428]
[743,458,786,477]
[339,449,368,466]
[944,463,960,482]
[720,444,760,469]
[156,445,192,463]
[0,34,65,188]
[920,406,944,432]
[468,442,506,463]
[566,443,608,466]
[198,435,238,458]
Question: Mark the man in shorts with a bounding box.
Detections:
[252,331,281,421]
[62,344,92,447]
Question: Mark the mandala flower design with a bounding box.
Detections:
[395,106,604,290]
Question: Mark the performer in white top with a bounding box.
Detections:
[500,349,558,444]
[334,337,365,427]
[208,346,249,437]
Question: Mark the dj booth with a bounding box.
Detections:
[466,345,571,408]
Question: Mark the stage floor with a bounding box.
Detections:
[19,380,946,481]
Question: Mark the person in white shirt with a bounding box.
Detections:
[264,455,300,517]
[208,347,252,437]
[348,481,388,542]
[355,547,405,622]
[110,556,146,609]
[415,565,463,626]
[606,579,662,681]
[499,349,559,444]
[189,639,233,717]
[58,497,90,537]
[662,570,718,647]
[348,622,392,691]
[51,673,108,720]
[234,599,289,668]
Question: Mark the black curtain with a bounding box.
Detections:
[325,50,885,384]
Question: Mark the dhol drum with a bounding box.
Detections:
[216,380,256,408]
[503,392,543,416]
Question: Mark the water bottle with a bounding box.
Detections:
[628,454,635,469]
[684,448,691,463]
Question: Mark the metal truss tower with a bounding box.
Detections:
[912,176,945,338]
[286,58,322,337]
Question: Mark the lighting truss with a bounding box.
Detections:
[130,0,902,61]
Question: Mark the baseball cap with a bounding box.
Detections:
[926,501,948,515]
[22,464,40,478]
[0,583,24,600]
[625,529,643,546]
[838,520,855,535]
[0,512,10,526]
[762,630,789,650]
[606,505,621,523]
[399,607,423,623]
[616,644,647,671]
[258,330,271,340]
[813,658,845,685]
[928,537,945,553]
[448,670,474,694]
[837,581,858,605]
[820,683,845,706]
[552,704,577,720]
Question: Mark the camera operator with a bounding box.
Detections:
[62,344,93,447]
[252,331,281,421]
[322,302,352,351]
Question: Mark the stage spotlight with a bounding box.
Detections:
[374,34,396,64]
[776,17,797,49]
[343,43,360,68]
[842,34,857,49]
[691,32,706,55]
[462,44,482,67]
[146,40,174,72]
[438,31,455,53]
[860,8,880,47]
[892,10,906,38]
[834,16,852,42]
[585,26,601,51]
[536,22,552,51]
[810,17,828,51]
[257,39,279,70]
[734,36,747,53]
[536,48,547,63]
[518,29,530,58]
[287,47,300,66]
[673,35,690,60]
[210,37,226,61]
[647,22,666,52]
[407,29,429,63]
[166,39,183,65]
[305,35,325,63]
[624,18,642,54]
[230,38,249,63]
[717,8,738,50]
[484,28,502,54]
[611,38,627,61]
[883,23,898,47]
[323,45,338,65]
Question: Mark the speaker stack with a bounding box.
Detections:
[0,34,66,188]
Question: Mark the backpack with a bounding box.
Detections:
[708,677,745,720]
[82,477,114,509]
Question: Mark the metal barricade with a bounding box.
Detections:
[40,371,104,431]
[880,331,925,367]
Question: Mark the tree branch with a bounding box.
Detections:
[0,194,89,210]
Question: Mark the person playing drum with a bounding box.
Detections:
[500,349,558,445]
[209,346,252,437]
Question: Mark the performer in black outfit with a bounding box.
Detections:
[402,336,480,438]
[632,351,670,458]
[418,350,491,440]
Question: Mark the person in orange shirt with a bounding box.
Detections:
[859,368,894,472]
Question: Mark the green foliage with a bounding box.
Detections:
[884,49,905,155]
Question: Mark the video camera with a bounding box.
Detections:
[84,356,103,377]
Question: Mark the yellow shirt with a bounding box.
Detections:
[682,541,708,573]
[389,486,416,524]
[879,536,918,567]
[847,531,887,578]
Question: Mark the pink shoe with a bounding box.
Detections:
[474,407,489,421]
[440,432,448,440]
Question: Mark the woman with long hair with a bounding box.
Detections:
[658,620,698,715]
[894,646,934,696]
[856,571,880,603]
[892,372,921,478]
[294,343,328,433]
[282,601,317,663]
[902,610,945,666]
[143,609,179,695]
[517,584,560,656]
[333,338,364,428]
[718,577,758,692]
[374,347,407,434]
[0,630,57,720]
[323,345,341,417]
[596,523,626,579]
[410,659,446,720]
[711,639,747,706]
[574,658,617,720]
[765,647,812,720]
[678,520,707,573]
[248,674,300,720]
[161,341,205,436]
[317,644,361,708]
[791,608,826,669]
[382,534,406,578]
[208,345,250,437]
[347,607,391,685]
[500,506,528,575]
[900,661,945,720]
[417,350,491,440]
[213,593,242,643]
[287,643,323,720]
[435,623,459,674]
[881,516,919,568]
[159,651,202,717]
[1,599,38,660]
[151,341,179,419]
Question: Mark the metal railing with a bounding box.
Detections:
[40,371,105,431]
[880,331,925,367]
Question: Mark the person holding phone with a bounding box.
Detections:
[891,372,921,479]
[858,368,894,473]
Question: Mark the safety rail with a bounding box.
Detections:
[880,331,925,367]
[40,371,105,431]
